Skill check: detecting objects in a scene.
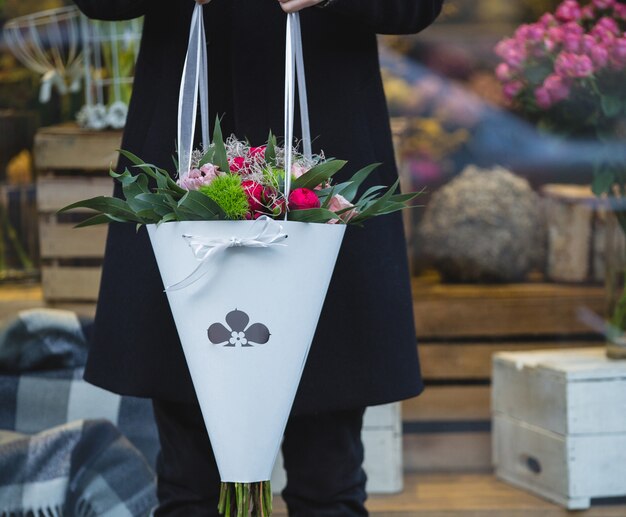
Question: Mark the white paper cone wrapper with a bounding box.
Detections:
[147,220,345,482]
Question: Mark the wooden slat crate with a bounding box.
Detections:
[34,125,121,309]
[404,273,605,473]
[493,348,626,509]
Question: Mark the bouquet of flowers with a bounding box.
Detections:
[60,118,417,229]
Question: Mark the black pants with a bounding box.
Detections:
[152,399,368,516]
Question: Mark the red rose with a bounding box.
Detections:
[242,180,265,212]
[229,156,247,174]
[269,195,286,218]
[288,188,321,211]
[249,146,266,160]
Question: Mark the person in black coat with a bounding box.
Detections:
[73,0,443,514]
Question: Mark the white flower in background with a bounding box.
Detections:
[106,101,128,129]
[76,105,91,128]
[77,104,108,130]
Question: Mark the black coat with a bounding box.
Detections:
[73,0,443,414]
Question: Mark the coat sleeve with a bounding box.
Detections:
[72,0,147,21]
[322,0,444,35]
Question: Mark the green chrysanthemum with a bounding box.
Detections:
[199,175,249,220]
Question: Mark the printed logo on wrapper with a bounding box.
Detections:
[208,309,271,347]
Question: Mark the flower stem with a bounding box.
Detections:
[217,481,272,516]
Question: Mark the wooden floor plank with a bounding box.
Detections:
[274,474,626,515]
[0,283,44,324]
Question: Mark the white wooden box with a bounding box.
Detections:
[492,348,626,509]
[271,403,402,495]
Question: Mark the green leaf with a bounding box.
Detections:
[288,208,339,223]
[135,193,175,217]
[118,149,145,167]
[212,116,230,173]
[320,186,336,209]
[121,173,152,213]
[601,95,622,118]
[292,160,347,190]
[74,214,123,228]
[199,147,216,167]
[118,149,185,194]
[178,190,225,220]
[265,132,277,167]
[592,168,615,196]
[160,212,178,224]
[351,180,401,224]
[58,196,142,222]
[355,185,387,205]
[339,163,381,202]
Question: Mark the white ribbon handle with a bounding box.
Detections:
[165,217,288,291]
[177,5,311,200]
[284,12,312,205]
[178,2,210,177]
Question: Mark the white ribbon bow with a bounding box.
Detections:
[165,216,288,291]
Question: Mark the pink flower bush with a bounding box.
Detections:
[495,0,626,136]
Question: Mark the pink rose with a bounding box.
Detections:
[556,0,582,22]
[581,5,595,19]
[563,31,583,52]
[503,80,524,100]
[177,164,219,190]
[539,13,557,28]
[496,63,514,82]
[535,86,554,109]
[593,0,615,10]
[555,52,594,77]
[543,74,571,103]
[495,39,526,68]
[291,163,310,179]
[614,4,626,19]
[596,16,620,35]
[590,43,610,69]
[288,188,321,211]
[610,37,626,69]
[327,194,357,223]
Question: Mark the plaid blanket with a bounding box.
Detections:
[0,309,91,372]
[0,419,157,517]
[0,309,160,467]
[0,309,161,515]
[0,366,160,468]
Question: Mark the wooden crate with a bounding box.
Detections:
[492,348,626,509]
[34,125,121,308]
[404,274,605,473]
